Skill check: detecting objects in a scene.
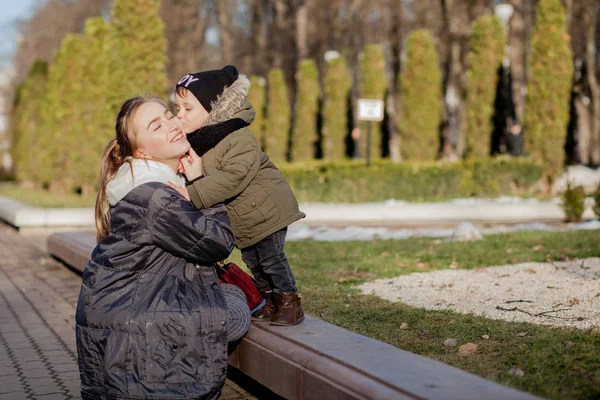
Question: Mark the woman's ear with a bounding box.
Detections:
[134,148,151,159]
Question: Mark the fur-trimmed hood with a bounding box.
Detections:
[204,74,254,126]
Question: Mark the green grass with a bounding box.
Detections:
[4,182,598,397]
[229,230,600,399]
[0,184,95,208]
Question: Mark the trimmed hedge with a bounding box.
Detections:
[561,182,585,222]
[279,157,543,203]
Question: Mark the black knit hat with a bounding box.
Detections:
[176,65,239,112]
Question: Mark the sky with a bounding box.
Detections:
[0,0,39,69]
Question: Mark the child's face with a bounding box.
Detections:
[175,88,210,133]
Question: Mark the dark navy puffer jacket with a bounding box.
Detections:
[76,182,235,400]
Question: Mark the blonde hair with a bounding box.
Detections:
[95,95,169,242]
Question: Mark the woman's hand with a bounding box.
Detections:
[168,182,190,201]
[180,148,204,180]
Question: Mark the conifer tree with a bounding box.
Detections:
[322,54,351,160]
[398,30,442,161]
[464,15,505,158]
[11,61,49,186]
[292,59,320,161]
[38,34,85,190]
[79,17,112,195]
[524,0,573,180]
[248,75,266,149]
[109,0,168,106]
[265,68,290,163]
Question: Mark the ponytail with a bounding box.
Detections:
[95,138,126,242]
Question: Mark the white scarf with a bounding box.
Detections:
[106,158,186,206]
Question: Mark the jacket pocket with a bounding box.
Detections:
[153,334,183,368]
[145,317,192,383]
[232,189,269,229]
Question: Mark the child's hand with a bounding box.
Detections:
[168,182,190,201]
[180,148,204,180]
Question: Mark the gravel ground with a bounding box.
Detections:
[358,258,600,330]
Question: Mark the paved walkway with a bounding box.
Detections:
[0,223,253,400]
[3,194,597,232]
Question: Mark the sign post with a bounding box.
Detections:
[357,99,384,166]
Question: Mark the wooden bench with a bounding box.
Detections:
[48,231,540,400]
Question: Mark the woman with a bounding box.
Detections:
[75,96,250,400]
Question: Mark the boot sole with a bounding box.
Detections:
[269,316,305,326]
[251,317,273,323]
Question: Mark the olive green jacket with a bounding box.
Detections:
[187,75,304,248]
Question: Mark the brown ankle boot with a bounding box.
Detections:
[251,291,277,322]
[270,292,305,326]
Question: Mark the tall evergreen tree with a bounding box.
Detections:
[291,59,320,162]
[11,61,49,186]
[359,44,387,160]
[38,34,85,190]
[109,0,167,106]
[248,75,266,149]
[79,17,112,195]
[265,68,290,163]
[464,15,505,158]
[322,54,351,160]
[398,30,442,161]
[524,0,574,180]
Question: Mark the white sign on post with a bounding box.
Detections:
[357,99,384,122]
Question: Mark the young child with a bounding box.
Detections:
[173,65,305,326]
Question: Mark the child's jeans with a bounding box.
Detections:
[240,227,297,293]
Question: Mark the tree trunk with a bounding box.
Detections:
[446,41,464,158]
[388,0,402,162]
[468,0,490,20]
[586,13,600,165]
[439,0,452,157]
[273,0,289,69]
[217,0,234,65]
[251,0,268,75]
[161,0,209,87]
[587,5,600,165]
[440,0,467,159]
[574,88,592,165]
[295,0,308,62]
[509,0,527,125]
